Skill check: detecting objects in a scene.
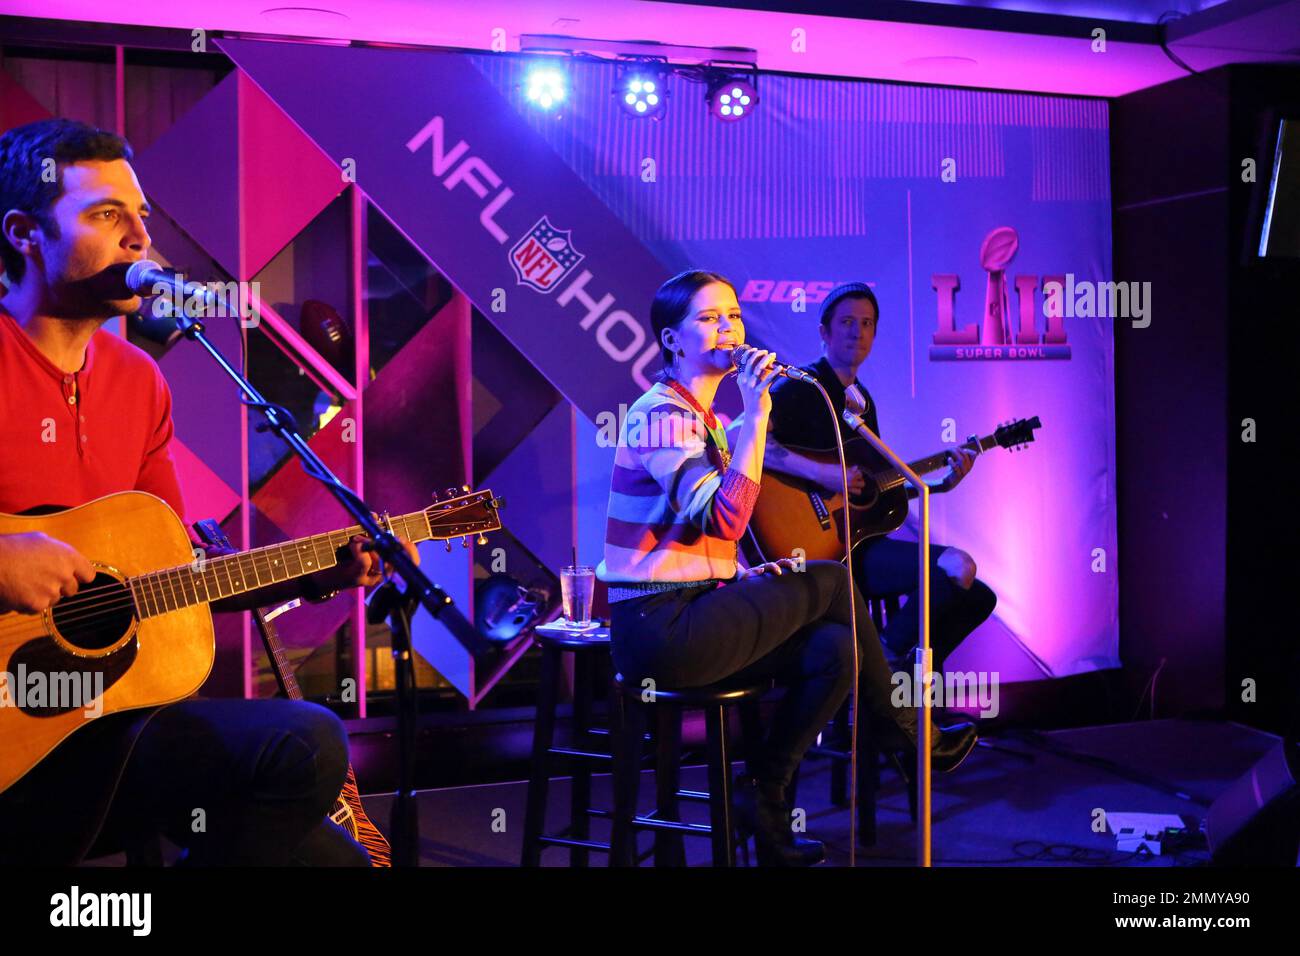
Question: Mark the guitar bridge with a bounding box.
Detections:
[808,492,832,531]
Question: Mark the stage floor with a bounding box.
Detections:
[357,718,1280,867]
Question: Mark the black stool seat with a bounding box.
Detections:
[615,675,769,706]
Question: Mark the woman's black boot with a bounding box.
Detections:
[873,707,979,780]
[733,776,825,867]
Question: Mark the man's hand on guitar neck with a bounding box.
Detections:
[329,533,422,590]
[208,533,421,613]
[0,532,96,615]
[938,446,977,493]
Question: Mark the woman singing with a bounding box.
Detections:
[599,270,977,866]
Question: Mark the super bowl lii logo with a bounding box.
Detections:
[929,226,1070,361]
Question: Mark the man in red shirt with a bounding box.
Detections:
[0,118,416,865]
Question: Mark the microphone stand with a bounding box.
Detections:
[367,579,423,867]
[741,353,883,866]
[168,306,445,867]
[804,381,863,868]
[841,395,934,868]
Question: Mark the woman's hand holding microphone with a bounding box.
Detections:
[731,345,780,419]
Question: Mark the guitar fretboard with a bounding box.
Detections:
[872,434,1000,493]
[263,619,304,700]
[128,512,431,620]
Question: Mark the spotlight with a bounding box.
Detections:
[616,63,668,118]
[708,76,758,122]
[525,64,566,111]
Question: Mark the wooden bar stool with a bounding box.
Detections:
[520,623,615,866]
[608,673,767,867]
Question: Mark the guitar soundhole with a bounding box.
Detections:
[849,484,878,509]
[51,572,136,653]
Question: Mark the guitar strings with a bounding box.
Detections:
[7,499,487,616]
[52,502,470,602]
[0,504,490,636]
[35,501,484,611]
[0,560,336,634]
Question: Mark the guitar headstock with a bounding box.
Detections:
[424,488,503,541]
[994,416,1041,452]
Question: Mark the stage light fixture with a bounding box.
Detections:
[616,62,669,118]
[525,64,567,111]
[708,76,758,122]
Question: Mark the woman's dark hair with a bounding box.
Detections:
[650,269,736,370]
[0,118,134,282]
[819,282,879,328]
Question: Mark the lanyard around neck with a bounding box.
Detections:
[663,379,731,464]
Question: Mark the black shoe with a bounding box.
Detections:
[873,709,979,780]
[733,776,825,867]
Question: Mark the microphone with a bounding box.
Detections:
[844,384,867,415]
[842,406,873,438]
[727,344,818,383]
[124,259,254,321]
[842,386,879,440]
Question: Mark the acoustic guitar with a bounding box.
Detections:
[744,417,1040,565]
[192,518,391,867]
[0,488,501,796]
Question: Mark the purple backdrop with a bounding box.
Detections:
[220,40,1118,680]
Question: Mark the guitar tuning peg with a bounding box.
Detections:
[462,536,470,548]
[431,490,441,500]
[445,487,459,499]
[461,484,470,493]
[444,540,453,552]
[476,533,488,545]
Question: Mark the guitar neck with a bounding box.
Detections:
[873,433,999,493]
[265,630,304,700]
[906,433,999,477]
[129,510,433,621]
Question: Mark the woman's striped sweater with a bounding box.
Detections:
[597,382,760,587]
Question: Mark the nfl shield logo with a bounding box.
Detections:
[509,217,584,293]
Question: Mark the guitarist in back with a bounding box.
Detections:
[0,118,417,865]
[762,283,997,672]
